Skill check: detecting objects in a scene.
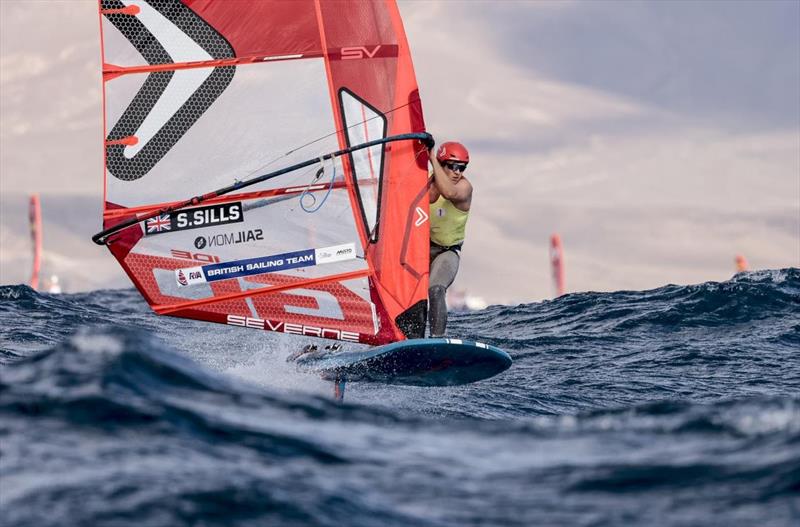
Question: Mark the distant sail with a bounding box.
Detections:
[29,194,42,290]
[46,275,62,295]
[550,234,565,297]
[735,254,748,273]
[96,0,430,344]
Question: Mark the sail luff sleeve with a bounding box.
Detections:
[317,0,430,341]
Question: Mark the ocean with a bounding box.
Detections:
[1,268,798,526]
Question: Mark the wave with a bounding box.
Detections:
[453,268,799,349]
[1,271,799,526]
[1,326,798,526]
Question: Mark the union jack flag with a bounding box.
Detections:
[146,214,172,234]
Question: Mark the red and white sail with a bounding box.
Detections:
[97,0,430,344]
[550,233,565,297]
[29,194,42,290]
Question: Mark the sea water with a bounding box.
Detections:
[1,269,798,526]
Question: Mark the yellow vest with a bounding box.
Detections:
[430,195,469,247]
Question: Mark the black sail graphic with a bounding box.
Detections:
[102,0,234,181]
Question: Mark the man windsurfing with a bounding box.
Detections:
[428,141,472,337]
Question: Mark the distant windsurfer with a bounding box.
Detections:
[427,141,472,337]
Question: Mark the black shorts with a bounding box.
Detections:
[430,242,463,263]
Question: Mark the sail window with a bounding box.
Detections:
[339,88,387,241]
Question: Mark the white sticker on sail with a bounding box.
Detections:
[315,243,357,264]
[175,266,205,287]
[174,243,358,286]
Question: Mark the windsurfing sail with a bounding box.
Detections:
[735,254,749,273]
[550,233,565,297]
[95,0,431,345]
[29,194,42,290]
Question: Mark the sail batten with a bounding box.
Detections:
[96,0,430,344]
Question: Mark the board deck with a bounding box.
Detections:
[294,338,512,386]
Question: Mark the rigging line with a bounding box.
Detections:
[413,142,430,164]
[300,155,337,213]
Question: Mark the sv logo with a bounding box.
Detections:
[341,45,382,60]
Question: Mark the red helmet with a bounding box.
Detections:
[436,141,469,164]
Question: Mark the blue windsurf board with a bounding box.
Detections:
[294,338,512,386]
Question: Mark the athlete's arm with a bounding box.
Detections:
[430,152,472,209]
[429,175,441,203]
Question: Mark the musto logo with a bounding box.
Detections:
[146,202,244,236]
[196,229,263,249]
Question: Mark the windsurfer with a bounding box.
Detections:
[428,141,472,337]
